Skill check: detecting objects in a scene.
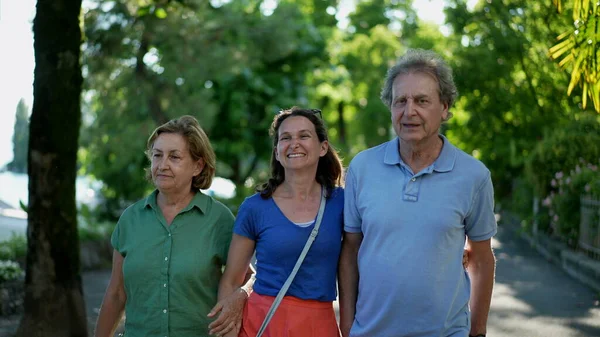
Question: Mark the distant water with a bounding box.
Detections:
[0,172,236,241]
[0,171,236,211]
[0,171,101,210]
[0,213,26,240]
[0,172,102,240]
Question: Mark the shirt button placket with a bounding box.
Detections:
[162,229,173,337]
[404,176,419,201]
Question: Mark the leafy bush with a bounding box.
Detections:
[540,161,600,246]
[78,203,114,243]
[527,114,600,197]
[504,176,535,225]
[79,222,114,242]
[0,234,27,262]
[0,260,24,283]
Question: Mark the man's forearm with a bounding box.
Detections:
[469,251,495,335]
[338,236,361,337]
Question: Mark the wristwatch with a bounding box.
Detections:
[469,334,486,337]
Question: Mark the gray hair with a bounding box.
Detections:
[380,49,458,121]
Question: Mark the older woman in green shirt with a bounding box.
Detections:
[95,116,249,337]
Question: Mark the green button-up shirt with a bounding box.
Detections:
[111,190,235,337]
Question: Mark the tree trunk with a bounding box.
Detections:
[17,0,87,336]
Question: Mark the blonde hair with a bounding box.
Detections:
[146,115,215,190]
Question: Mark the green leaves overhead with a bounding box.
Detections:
[444,0,581,198]
[82,0,335,217]
[79,0,600,219]
[550,0,600,112]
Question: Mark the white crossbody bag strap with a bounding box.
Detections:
[255,188,327,337]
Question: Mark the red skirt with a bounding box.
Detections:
[239,292,340,337]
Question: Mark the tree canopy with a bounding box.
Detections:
[550,0,600,112]
[7,99,29,174]
[76,0,599,218]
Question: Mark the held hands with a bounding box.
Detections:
[221,322,241,337]
[207,288,248,337]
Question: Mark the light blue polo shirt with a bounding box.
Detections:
[344,135,497,337]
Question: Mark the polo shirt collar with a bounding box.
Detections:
[144,189,210,214]
[383,134,456,172]
[433,135,456,172]
[383,138,403,165]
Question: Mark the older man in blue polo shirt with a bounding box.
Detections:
[339,49,496,337]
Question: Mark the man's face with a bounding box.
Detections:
[390,72,448,145]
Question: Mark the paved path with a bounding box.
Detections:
[81,223,600,337]
[2,222,599,336]
[82,269,121,334]
[487,224,600,336]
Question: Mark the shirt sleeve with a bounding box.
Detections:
[344,166,363,233]
[465,172,497,241]
[218,205,235,264]
[110,216,124,255]
[233,198,257,240]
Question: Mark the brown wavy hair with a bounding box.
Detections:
[145,115,216,190]
[257,107,344,199]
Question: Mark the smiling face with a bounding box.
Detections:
[391,72,448,146]
[150,133,204,193]
[275,116,328,171]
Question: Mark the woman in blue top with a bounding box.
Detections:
[218,107,344,337]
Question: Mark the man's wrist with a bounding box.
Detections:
[469,334,486,337]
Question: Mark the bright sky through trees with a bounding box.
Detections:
[0,0,464,167]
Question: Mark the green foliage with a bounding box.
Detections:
[504,176,536,224]
[82,0,339,216]
[550,0,600,112]
[309,1,414,157]
[444,0,585,200]
[78,204,114,242]
[19,201,28,213]
[0,260,24,284]
[0,234,27,262]
[348,0,417,35]
[7,99,29,173]
[77,0,599,220]
[336,24,402,152]
[526,114,600,197]
[541,161,600,245]
[78,222,113,242]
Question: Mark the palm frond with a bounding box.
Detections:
[550,0,600,112]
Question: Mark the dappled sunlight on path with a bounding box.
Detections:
[487,225,600,337]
